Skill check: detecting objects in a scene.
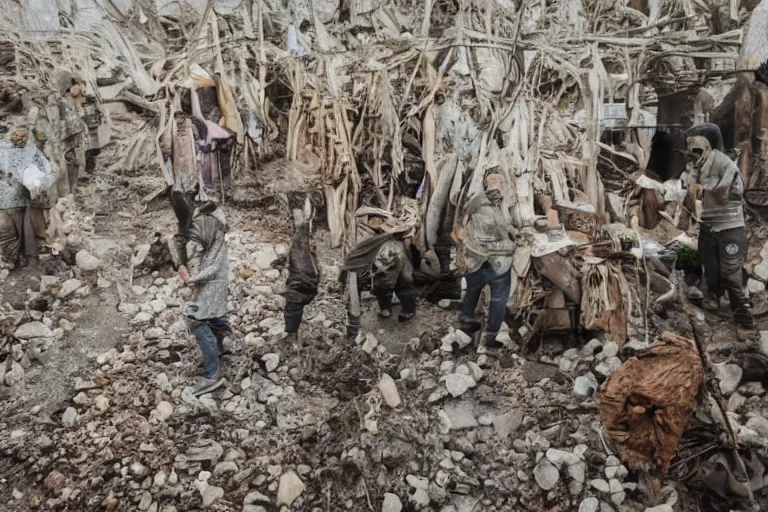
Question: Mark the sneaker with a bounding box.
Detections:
[379,308,392,319]
[398,312,415,323]
[192,373,223,396]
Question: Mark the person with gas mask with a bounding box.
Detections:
[684,123,753,331]
[453,169,518,349]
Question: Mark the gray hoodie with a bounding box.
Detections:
[185,207,229,320]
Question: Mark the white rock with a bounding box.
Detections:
[155,401,174,422]
[149,299,167,313]
[213,461,238,476]
[579,497,600,512]
[748,278,766,293]
[589,479,610,493]
[144,327,165,340]
[196,481,224,508]
[569,462,587,483]
[533,457,559,490]
[644,506,673,512]
[154,471,167,487]
[254,245,278,270]
[546,449,580,468]
[466,362,484,381]
[131,461,148,477]
[15,322,53,339]
[493,409,523,440]
[58,279,83,299]
[132,312,153,324]
[62,407,77,427]
[601,341,619,358]
[94,395,109,412]
[573,373,598,398]
[361,333,379,354]
[262,353,280,372]
[581,338,603,357]
[277,471,305,507]
[443,402,478,430]
[713,363,743,396]
[76,250,101,271]
[445,373,477,397]
[40,275,60,293]
[382,493,403,512]
[745,416,768,437]
[377,374,401,408]
[5,361,24,387]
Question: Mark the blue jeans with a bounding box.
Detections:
[460,264,512,334]
[188,317,230,378]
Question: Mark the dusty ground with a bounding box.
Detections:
[1,166,768,512]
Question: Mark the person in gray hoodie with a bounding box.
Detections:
[177,201,230,395]
[684,123,753,331]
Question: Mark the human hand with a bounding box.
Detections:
[178,265,190,284]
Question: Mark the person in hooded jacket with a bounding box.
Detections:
[281,198,320,345]
[177,201,231,395]
[453,170,518,349]
[684,123,753,332]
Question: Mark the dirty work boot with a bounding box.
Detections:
[284,332,299,347]
[458,315,482,338]
[398,311,415,323]
[735,303,755,331]
[193,372,223,396]
[702,293,721,312]
[482,331,504,350]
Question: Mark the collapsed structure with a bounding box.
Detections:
[4,0,768,509]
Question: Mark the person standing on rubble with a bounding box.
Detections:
[281,197,319,345]
[684,123,754,332]
[341,232,418,337]
[454,169,518,349]
[0,128,48,269]
[177,200,231,395]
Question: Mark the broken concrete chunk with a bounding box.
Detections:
[15,321,53,339]
[58,279,83,299]
[75,250,102,271]
[533,457,559,490]
[444,373,476,397]
[277,471,305,507]
[713,362,743,396]
[493,409,523,440]
[382,492,403,512]
[443,402,478,430]
[377,373,401,408]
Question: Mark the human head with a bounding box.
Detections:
[484,170,504,204]
[685,135,711,170]
[683,123,723,171]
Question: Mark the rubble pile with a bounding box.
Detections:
[3,0,768,510]
[0,207,689,511]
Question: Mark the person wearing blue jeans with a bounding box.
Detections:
[454,170,518,348]
[178,201,230,395]
[460,263,512,343]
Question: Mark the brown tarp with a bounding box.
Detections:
[596,332,704,473]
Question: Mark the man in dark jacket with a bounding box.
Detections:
[684,123,753,331]
[281,198,320,345]
[342,233,417,338]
